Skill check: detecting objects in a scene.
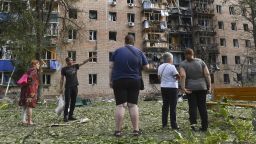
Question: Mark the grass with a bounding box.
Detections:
[0,98,256,144]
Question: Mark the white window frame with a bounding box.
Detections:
[47,22,58,36]
[127,13,135,22]
[109,12,117,21]
[1,1,11,12]
[89,74,97,85]
[89,51,97,63]
[68,29,77,40]
[68,51,76,61]
[89,30,97,41]
[43,74,51,85]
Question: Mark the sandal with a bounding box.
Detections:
[132,129,142,136]
[114,131,122,137]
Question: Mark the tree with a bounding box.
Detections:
[0,0,81,100]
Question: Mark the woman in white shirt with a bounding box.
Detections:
[158,52,180,129]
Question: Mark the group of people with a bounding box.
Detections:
[18,35,211,137]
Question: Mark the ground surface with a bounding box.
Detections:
[0,98,255,144]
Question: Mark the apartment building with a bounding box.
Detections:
[0,0,255,97]
[52,0,144,97]
[213,0,256,87]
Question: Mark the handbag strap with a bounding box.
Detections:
[160,63,168,79]
[126,46,143,74]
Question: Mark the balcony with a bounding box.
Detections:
[194,43,220,54]
[143,20,167,32]
[41,59,61,72]
[168,25,192,34]
[168,7,192,16]
[143,1,166,11]
[169,44,187,52]
[193,25,215,35]
[193,7,214,16]
[144,41,169,49]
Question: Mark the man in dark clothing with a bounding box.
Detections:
[179,48,211,132]
[60,57,92,122]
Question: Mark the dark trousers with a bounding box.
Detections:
[161,88,178,128]
[64,86,78,118]
[187,90,208,129]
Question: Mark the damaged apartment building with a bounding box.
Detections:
[142,0,217,85]
[0,0,255,97]
[142,0,255,88]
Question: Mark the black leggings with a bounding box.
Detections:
[64,86,78,118]
[161,88,178,128]
[187,90,208,129]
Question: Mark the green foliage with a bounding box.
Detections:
[0,101,255,143]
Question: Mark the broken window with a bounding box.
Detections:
[109,31,117,41]
[43,74,51,85]
[89,30,97,40]
[68,29,77,40]
[127,13,135,22]
[69,8,77,19]
[220,38,226,46]
[145,12,160,21]
[224,74,230,84]
[233,39,239,48]
[231,23,237,31]
[89,52,97,62]
[229,6,235,15]
[218,21,224,29]
[89,10,97,19]
[109,12,117,21]
[243,24,249,31]
[89,74,97,85]
[245,40,251,48]
[235,56,240,64]
[148,34,160,41]
[222,56,228,64]
[216,5,222,14]
[68,51,76,61]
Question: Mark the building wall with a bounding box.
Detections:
[213,0,254,87]
[47,0,144,97]
[44,0,255,97]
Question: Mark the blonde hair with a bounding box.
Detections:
[31,60,39,67]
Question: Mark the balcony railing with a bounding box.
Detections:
[194,43,220,54]
[143,1,165,10]
[144,41,169,49]
[41,59,61,71]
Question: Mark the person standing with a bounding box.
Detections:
[19,60,40,125]
[158,52,180,129]
[60,57,92,122]
[179,48,211,132]
[109,35,149,137]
